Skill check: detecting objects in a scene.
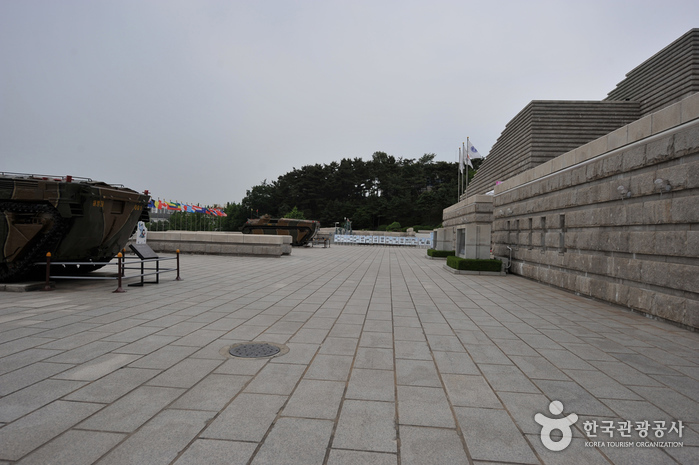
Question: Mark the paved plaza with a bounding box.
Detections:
[0,246,697,464]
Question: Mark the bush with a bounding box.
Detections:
[427,249,455,258]
[446,256,502,272]
[386,221,401,232]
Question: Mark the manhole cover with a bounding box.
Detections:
[229,343,281,358]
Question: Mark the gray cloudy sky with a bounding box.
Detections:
[2,0,698,206]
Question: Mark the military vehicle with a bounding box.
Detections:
[242,215,320,246]
[0,172,150,282]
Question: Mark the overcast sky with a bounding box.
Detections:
[2,1,698,206]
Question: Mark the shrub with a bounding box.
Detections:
[386,221,401,232]
[446,256,502,272]
[427,249,455,258]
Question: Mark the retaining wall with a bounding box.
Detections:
[491,93,699,328]
[143,231,292,257]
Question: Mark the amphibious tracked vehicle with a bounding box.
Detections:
[241,215,320,246]
[0,172,150,281]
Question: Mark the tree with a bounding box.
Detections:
[284,206,305,219]
[239,152,461,230]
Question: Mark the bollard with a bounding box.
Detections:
[175,249,182,281]
[113,253,126,293]
[43,252,53,291]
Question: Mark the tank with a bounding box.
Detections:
[0,172,150,282]
[241,215,320,246]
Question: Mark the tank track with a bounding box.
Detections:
[0,201,67,282]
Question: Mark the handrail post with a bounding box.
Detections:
[113,253,126,293]
[43,252,53,291]
[175,249,182,281]
[121,248,126,277]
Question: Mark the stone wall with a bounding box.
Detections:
[466,101,640,197]
[443,195,494,259]
[491,93,699,328]
[605,29,699,116]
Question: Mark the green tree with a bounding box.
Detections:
[284,206,305,219]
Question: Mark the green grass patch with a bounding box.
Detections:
[446,256,502,272]
[427,249,455,258]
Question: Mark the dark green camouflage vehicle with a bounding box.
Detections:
[242,215,320,246]
[0,172,150,281]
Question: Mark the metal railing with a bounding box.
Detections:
[38,250,181,293]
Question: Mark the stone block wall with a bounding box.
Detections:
[491,94,699,328]
[143,231,292,256]
[443,195,494,259]
[466,101,640,197]
[605,29,699,116]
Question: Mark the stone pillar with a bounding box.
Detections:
[442,195,494,259]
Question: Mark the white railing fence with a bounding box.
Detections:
[334,234,432,248]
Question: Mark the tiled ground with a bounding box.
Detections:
[0,246,697,464]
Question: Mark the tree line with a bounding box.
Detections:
[162,152,481,232]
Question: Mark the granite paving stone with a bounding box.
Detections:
[397,385,455,428]
[201,393,288,442]
[432,350,480,375]
[0,379,87,423]
[304,354,353,381]
[170,373,250,411]
[0,248,696,465]
[326,449,398,465]
[64,367,160,403]
[145,358,222,388]
[96,409,212,465]
[455,407,539,464]
[395,359,442,387]
[333,399,398,453]
[442,374,502,408]
[0,361,74,396]
[244,362,305,395]
[282,379,345,419]
[354,347,394,370]
[0,400,103,461]
[78,385,185,432]
[15,430,126,465]
[171,439,257,465]
[346,368,396,402]
[399,425,469,465]
[478,363,540,393]
[52,353,141,381]
[251,417,334,465]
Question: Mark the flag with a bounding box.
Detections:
[192,205,204,214]
[467,140,483,160]
[458,147,464,174]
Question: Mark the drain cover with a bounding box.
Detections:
[229,343,281,358]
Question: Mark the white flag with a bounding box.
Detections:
[458,147,464,173]
[467,140,483,159]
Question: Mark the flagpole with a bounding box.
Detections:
[466,137,469,195]
[457,148,461,201]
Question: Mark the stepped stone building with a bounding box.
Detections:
[443,29,699,329]
[467,28,699,198]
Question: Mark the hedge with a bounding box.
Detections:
[427,249,455,258]
[446,256,502,272]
